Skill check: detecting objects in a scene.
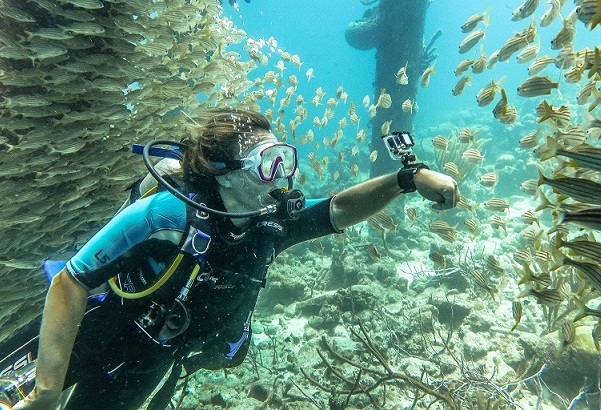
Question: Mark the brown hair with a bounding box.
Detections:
[181,107,271,182]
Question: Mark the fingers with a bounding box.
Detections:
[415,171,460,210]
[451,180,460,207]
[432,181,460,210]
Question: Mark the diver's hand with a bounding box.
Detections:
[12,386,61,410]
[414,169,459,210]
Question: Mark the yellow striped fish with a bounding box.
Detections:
[537,168,601,205]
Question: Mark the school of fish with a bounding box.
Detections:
[1,0,601,363]
[0,0,264,279]
[446,0,601,354]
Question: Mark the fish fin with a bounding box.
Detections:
[573,297,587,322]
[554,231,565,248]
[549,247,565,272]
[534,189,553,212]
[557,87,564,100]
[482,6,492,27]
[588,97,601,112]
[495,74,508,90]
[537,100,553,123]
[517,285,532,298]
[516,263,529,285]
[535,164,546,188]
[500,87,508,103]
[554,342,567,359]
[539,135,558,161]
[590,3,601,29]
[582,108,600,128]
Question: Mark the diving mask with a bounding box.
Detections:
[238,142,298,182]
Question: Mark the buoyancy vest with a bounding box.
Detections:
[70,181,285,379]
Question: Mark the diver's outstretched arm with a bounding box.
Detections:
[330,168,459,230]
[13,269,88,410]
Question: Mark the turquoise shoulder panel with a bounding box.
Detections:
[67,191,186,275]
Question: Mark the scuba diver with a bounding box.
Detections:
[9,108,459,409]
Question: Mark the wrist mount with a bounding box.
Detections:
[397,163,429,193]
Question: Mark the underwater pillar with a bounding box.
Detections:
[346,0,430,177]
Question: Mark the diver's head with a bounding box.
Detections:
[181,108,299,220]
[181,107,274,180]
[215,135,299,215]
[182,107,297,184]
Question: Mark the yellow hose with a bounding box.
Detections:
[108,253,184,299]
[139,185,158,199]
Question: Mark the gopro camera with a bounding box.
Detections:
[381,131,416,166]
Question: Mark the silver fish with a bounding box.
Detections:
[537,168,601,205]
[477,79,501,106]
[517,76,559,97]
[485,255,504,275]
[541,136,601,172]
[484,198,509,212]
[471,52,487,74]
[512,0,540,21]
[511,301,522,331]
[455,58,474,76]
[25,28,75,41]
[58,22,106,36]
[452,75,471,96]
[461,8,491,33]
[523,287,562,306]
[560,208,601,230]
[0,6,36,22]
[528,55,556,75]
[517,42,540,63]
[58,0,104,10]
[550,19,576,50]
[467,268,498,299]
[540,0,562,27]
[519,130,540,149]
[459,29,485,54]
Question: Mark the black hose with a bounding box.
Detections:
[142,140,276,218]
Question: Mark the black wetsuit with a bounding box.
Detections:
[60,186,337,409]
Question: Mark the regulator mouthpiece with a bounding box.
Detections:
[269,188,305,220]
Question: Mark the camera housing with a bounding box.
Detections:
[381,131,416,166]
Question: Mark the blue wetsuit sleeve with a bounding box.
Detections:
[305,198,325,208]
[66,191,187,290]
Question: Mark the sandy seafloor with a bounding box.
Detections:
[2,0,601,409]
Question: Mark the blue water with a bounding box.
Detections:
[226,0,375,102]
[421,0,599,129]
[225,0,598,148]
